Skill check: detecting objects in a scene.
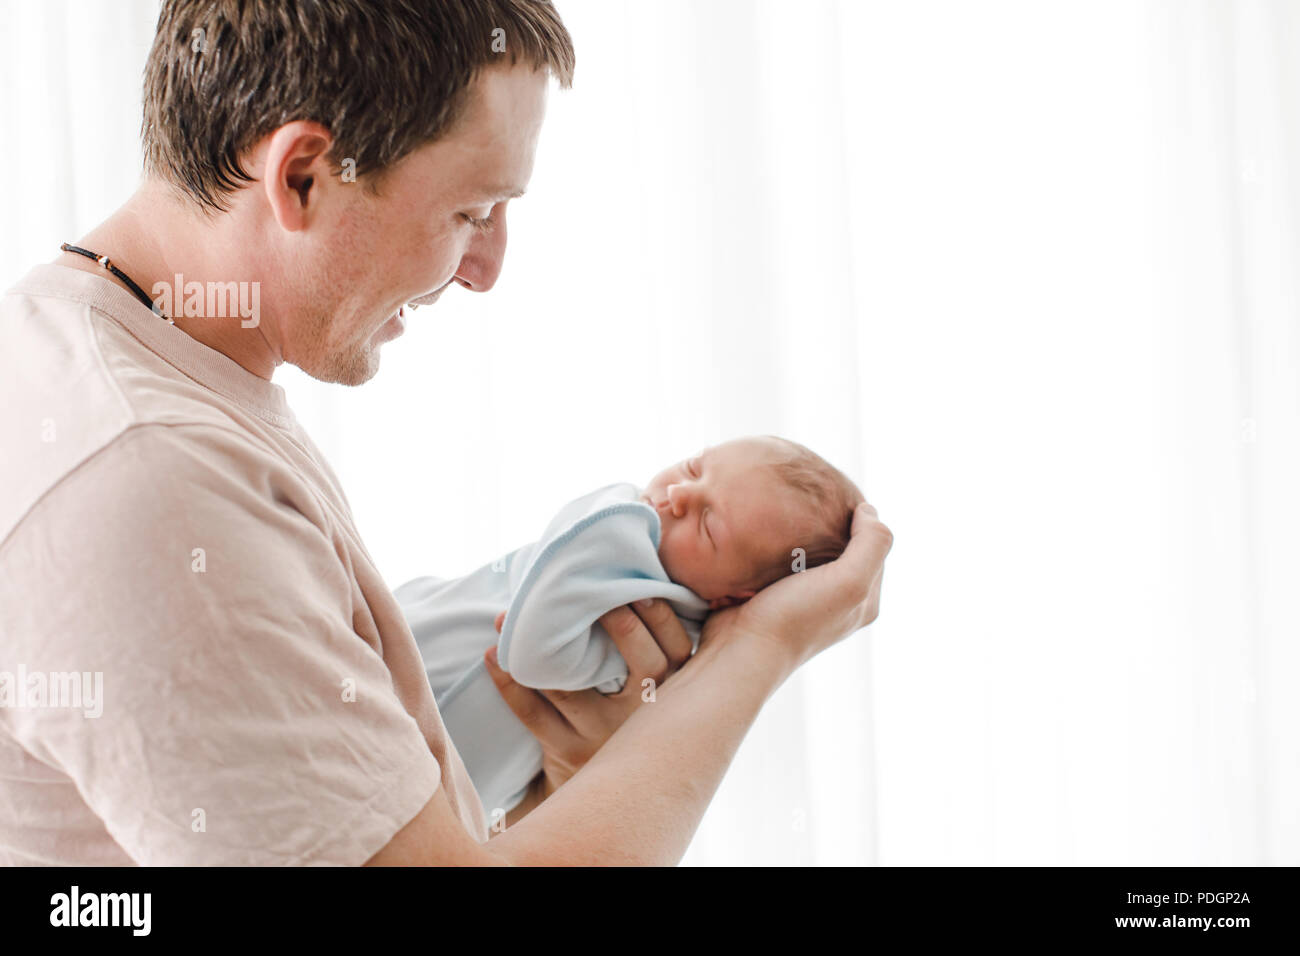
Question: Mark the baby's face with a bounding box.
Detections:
[640,437,802,608]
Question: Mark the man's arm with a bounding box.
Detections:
[368,619,794,865]
[491,772,549,834]
[368,502,891,865]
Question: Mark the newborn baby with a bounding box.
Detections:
[397,435,863,815]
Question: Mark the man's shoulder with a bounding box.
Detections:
[0,279,286,548]
[2,266,261,427]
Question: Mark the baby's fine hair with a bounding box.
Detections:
[752,436,866,590]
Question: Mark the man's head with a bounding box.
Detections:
[639,436,865,608]
[140,0,574,384]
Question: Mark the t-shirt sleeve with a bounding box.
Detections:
[0,423,442,865]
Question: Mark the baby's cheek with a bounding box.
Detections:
[714,553,752,588]
[657,535,681,575]
[657,534,695,588]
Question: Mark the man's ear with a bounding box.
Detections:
[260,120,336,232]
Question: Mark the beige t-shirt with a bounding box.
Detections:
[0,263,488,864]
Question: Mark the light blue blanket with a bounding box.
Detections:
[396,483,710,815]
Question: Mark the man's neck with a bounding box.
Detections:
[56,182,284,380]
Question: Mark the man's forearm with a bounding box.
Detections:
[483,630,796,865]
[492,772,550,835]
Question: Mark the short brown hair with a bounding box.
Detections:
[748,436,865,591]
[142,0,575,212]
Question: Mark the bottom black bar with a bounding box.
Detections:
[0,865,1292,944]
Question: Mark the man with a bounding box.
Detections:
[0,0,891,865]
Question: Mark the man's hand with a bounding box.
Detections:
[701,501,892,670]
[482,596,693,806]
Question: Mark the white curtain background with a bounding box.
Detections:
[2,0,1296,866]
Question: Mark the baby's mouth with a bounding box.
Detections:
[641,495,674,522]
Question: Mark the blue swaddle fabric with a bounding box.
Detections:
[396,482,710,815]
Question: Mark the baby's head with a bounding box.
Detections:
[639,435,864,609]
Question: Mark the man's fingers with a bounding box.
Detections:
[485,647,616,754]
[483,647,570,741]
[837,504,892,586]
[780,501,891,636]
[849,500,886,540]
[493,611,506,634]
[538,686,622,738]
[844,503,892,628]
[599,604,670,686]
[630,597,694,668]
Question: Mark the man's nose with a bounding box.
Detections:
[453,204,509,293]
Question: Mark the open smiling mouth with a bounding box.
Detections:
[381,277,459,340]
[407,277,457,310]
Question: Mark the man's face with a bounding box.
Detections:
[281,64,549,385]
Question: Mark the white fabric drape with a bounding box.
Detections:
[2,0,1295,866]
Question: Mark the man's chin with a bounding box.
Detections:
[334,355,381,387]
[296,342,381,387]
[320,312,405,385]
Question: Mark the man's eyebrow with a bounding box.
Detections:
[473,184,527,203]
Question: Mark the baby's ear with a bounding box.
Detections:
[708,590,756,611]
